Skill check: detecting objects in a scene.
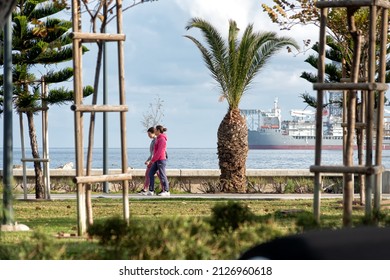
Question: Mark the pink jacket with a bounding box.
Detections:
[151,133,167,163]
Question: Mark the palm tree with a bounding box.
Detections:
[0,0,92,199]
[185,18,298,192]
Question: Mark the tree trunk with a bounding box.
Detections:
[217,108,248,193]
[26,111,44,199]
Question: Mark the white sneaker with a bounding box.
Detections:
[158,191,170,197]
[141,190,154,196]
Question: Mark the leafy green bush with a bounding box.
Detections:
[87,216,128,246]
[208,201,256,234]
[84,216,214,259]
[81,214,284,260]
[295,211,320,231]
[14,230,66,260]
[284,179,295,193]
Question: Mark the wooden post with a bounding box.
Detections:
[41,78,51,200]
[72,0,87,236]
[116,0,130,224]
[364,5,377,221]
[19,113,27,200]
[343,9,361,227]
[313,7,328,223]
[374,7,388,213]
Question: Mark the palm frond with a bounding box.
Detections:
[185,18,229,97]
[185,18,298,110]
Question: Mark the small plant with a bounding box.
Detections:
[294,178,314,193]
[272,177,287,193]
[284,179,295,193]
[247,177,267,193]
[208,201,256,234]
[178,179,192,193]
[359,210,388,226]
[295,211,320,231]
[322,177,343,193]
[87,216,129,246]
[199,180,223,193]
[17,230,67,260]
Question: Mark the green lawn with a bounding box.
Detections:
[1,198,389,259]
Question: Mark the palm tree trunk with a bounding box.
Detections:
[217,109,248,193]
[26,111,44,199]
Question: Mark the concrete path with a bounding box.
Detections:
[14,193,390,200]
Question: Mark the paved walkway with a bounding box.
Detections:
[14,193,390,200]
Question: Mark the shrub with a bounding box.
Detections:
[247,177,267,193]
[17,230,67,260]
[82,214,284,260]
[85,216,214,260]
[208,201,256,234]
[87,216,128,246]
[295,211,320,231]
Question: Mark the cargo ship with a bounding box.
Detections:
[240,97,390,150]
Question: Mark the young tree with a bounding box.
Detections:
[262,1,390,224]
[141,95,165,131]
[78,0,158,226]
[0,0,93,199]
[185,18,298,192]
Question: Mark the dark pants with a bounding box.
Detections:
[148,160,169,192]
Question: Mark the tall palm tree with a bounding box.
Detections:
[185,18,298,192]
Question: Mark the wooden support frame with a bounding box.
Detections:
[313,0,388,226]
[18,78,51,200]
[70,104,128,112]
[313,82,388,91]
[73,173,132,184]
[71,0,130,236]
[70,32,125,42]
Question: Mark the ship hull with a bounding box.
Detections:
[248,130,390,150]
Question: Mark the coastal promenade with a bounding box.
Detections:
[3,168,390,195]
[14,193,390,200]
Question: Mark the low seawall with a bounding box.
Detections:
[2,168,380,194]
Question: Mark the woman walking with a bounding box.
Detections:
[143,125,169,196]
[139,127,161,194]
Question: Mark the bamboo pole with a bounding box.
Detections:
[72,0,87,236]
[117,0,130,224]
[374,7,388,213]
[74,173,132,184]
[21,158,50,162]
[313,82,387,91]
[70,32,125,42]
[316,0,390,9]
[70,104,128,112]
[313,7,328,223]
[310,165,383,175]
[41,78,51,200]
[359,89,366,205]
[365,5,377,221]
[19,113,28,200]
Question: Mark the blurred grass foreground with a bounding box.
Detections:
[1,198,390,259]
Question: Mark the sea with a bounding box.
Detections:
[2,147,390,170]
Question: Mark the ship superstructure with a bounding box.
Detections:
[241,95,390,150]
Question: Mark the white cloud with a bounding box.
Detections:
[1,0,325,149]
[176,0,258,33]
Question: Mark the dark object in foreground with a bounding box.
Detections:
[240,226,390,260]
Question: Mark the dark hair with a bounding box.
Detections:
[156,125,167,133]
[147,127,156,133]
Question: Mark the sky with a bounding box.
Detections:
[1,0,321,149]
